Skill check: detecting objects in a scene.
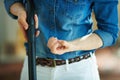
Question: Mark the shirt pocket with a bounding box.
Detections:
[63,0,86,20]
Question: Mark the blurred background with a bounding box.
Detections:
[0,0,120,80]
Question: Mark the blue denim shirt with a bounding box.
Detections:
[4,0,119,59]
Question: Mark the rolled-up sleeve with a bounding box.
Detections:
[93,0,119,48]
[4,0,23,19]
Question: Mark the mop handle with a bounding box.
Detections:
[26,0,37,80]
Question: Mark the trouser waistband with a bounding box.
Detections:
[36,53,91,67]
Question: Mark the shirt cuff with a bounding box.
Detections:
[93,30,114,48]
[4,0,23,19]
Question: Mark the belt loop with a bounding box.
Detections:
[90,52,93,57]
[65,60,69,71]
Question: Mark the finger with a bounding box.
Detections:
[34,14,40,37]
[34,14,38,29]
[58,40,69,51]
[35,30,40,37]
[58,40,72,53]
[18,16,28,30]
[57,46,66,50]
[47,37,58,49]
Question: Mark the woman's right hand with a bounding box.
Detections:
[10,2,40,40]
[17,11,40,40]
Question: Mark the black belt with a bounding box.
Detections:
[36,53,91,67]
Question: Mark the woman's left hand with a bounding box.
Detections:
[47,37,76,55]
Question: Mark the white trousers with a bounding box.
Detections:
[20,53,100,80]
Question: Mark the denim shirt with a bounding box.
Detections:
[4,0,119,59]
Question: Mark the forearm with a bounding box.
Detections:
[70,33,103,51]
[10,2,26,17]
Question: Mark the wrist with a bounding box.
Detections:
[68,41,80,52]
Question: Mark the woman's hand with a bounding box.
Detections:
[18,12,40,40]
[47,37,76,55]
[10,2,40,40]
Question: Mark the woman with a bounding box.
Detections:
[4,0,119,80]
